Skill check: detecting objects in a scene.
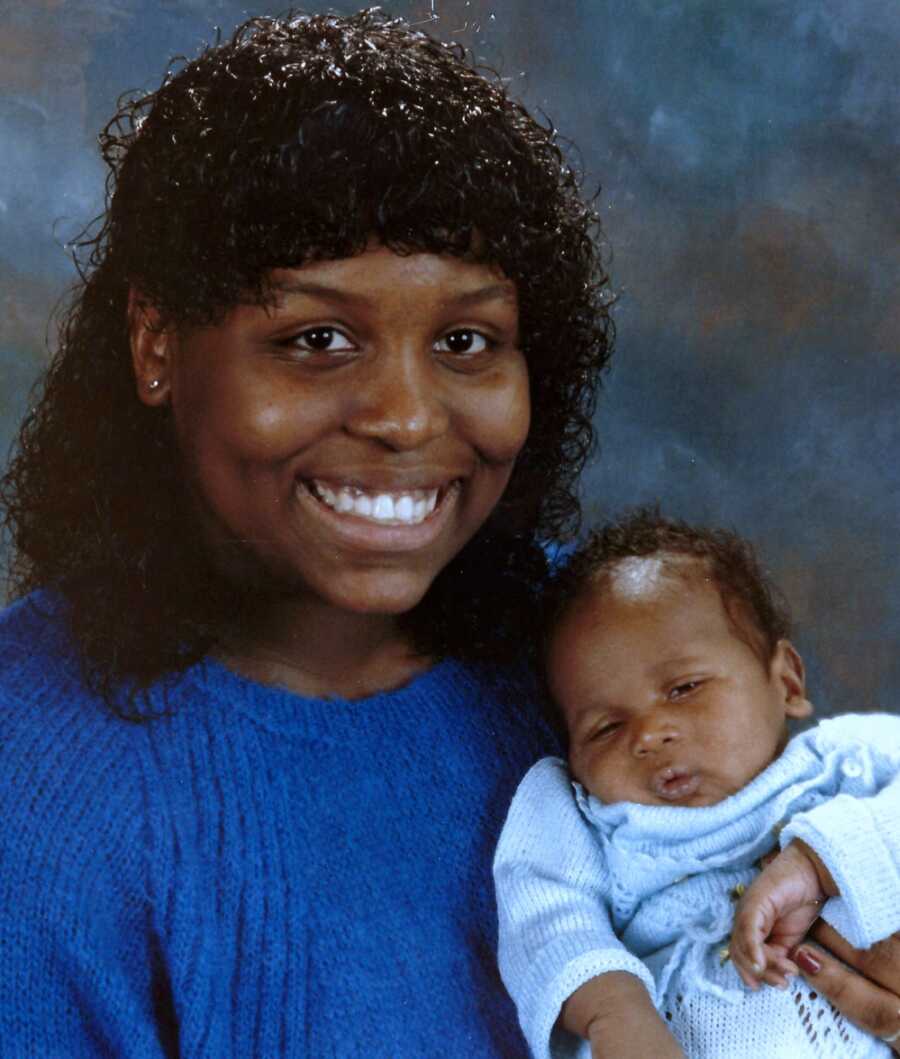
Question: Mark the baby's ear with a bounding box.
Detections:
[771,639,814,719]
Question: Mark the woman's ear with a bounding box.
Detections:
[771,639,814,720]
[128,287,174,406]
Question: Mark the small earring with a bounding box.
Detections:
[147,379,161,391]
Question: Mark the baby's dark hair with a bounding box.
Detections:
[546,507,792,662]
[1,10,611,711]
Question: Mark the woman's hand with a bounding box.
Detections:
[792,923,900,1052]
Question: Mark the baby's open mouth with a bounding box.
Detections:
[652,766,701,803]
[304,479,457,526]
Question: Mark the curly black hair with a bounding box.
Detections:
[0,9,612,712]
[546,507,792,662]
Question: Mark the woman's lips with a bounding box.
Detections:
[307,479,444,526]
[651,766,701,803]
[294,477,462,552]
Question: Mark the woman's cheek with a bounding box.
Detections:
[471,360,531,464]
[238,398,308,456]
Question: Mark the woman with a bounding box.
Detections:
[0,10,897,1057]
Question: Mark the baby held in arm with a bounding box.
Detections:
[494,509,900,1059]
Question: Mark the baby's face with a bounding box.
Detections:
[546,557,812,807]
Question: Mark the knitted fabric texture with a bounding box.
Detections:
[0,592,555,1057]
[494,714,900,1059]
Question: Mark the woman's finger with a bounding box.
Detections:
[809,922,900,996]
[793,940,900,1051]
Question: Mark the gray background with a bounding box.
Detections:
[1,0,897,715]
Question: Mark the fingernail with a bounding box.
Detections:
[794,948,821,975]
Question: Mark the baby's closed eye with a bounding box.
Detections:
[668,680,703,701]
[589,719,623,742]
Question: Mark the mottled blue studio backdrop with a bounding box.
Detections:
[1,1,898,714]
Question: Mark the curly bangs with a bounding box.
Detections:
[1,9,612,708]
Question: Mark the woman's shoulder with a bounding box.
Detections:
[0,590,125,733]
[444,653,545,710]
[0,590,149,840]
[0,589,160,721]
[0,597,165,1051]
[0,588,80,690]
[436,654,562,747]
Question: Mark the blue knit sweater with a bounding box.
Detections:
[0,593,553,1057]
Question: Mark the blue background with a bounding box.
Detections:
[1,0,897,715]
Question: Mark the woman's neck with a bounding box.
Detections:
[216,597,431,700]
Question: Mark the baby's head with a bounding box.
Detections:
[544,509,813,807]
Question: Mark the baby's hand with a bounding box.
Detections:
[563,973,686,1058]
[586,1012,686,1059]
[730,840,833,990]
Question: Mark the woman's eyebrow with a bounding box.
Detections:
[268,279,516,307]
[268,280,367,305]
[451,283,517,307]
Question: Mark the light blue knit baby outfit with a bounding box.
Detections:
[495,714,900,1059]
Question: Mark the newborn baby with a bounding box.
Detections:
[495,509,900,1059]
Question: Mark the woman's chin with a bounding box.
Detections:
[234,558,435,620]
[319,571,435,618]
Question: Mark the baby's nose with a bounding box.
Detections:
[631,721,680,757]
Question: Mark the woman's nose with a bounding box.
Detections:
[345,346,450,451]
[631,716,681,757]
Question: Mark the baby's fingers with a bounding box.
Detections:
[731,941,797,991]
[730,937,765,989]
[761,947,799,989]
[730,903,769,985]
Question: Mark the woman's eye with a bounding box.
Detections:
[669,681,700,701]
[434,329,490,355]
[286,326,355,354]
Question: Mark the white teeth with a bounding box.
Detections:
[356,494,373,517]
[373,494,394,520]
[308,482,447,525]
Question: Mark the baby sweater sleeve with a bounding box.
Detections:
[780,713,900,949]
[494,757,655,1059]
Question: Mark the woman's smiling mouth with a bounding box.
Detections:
[297,478,463,542]
[306,479,451,526]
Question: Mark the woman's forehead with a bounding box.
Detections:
[265,245,517,304]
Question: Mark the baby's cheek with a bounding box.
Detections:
[567,749,595,794]
[572,748,622,802]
